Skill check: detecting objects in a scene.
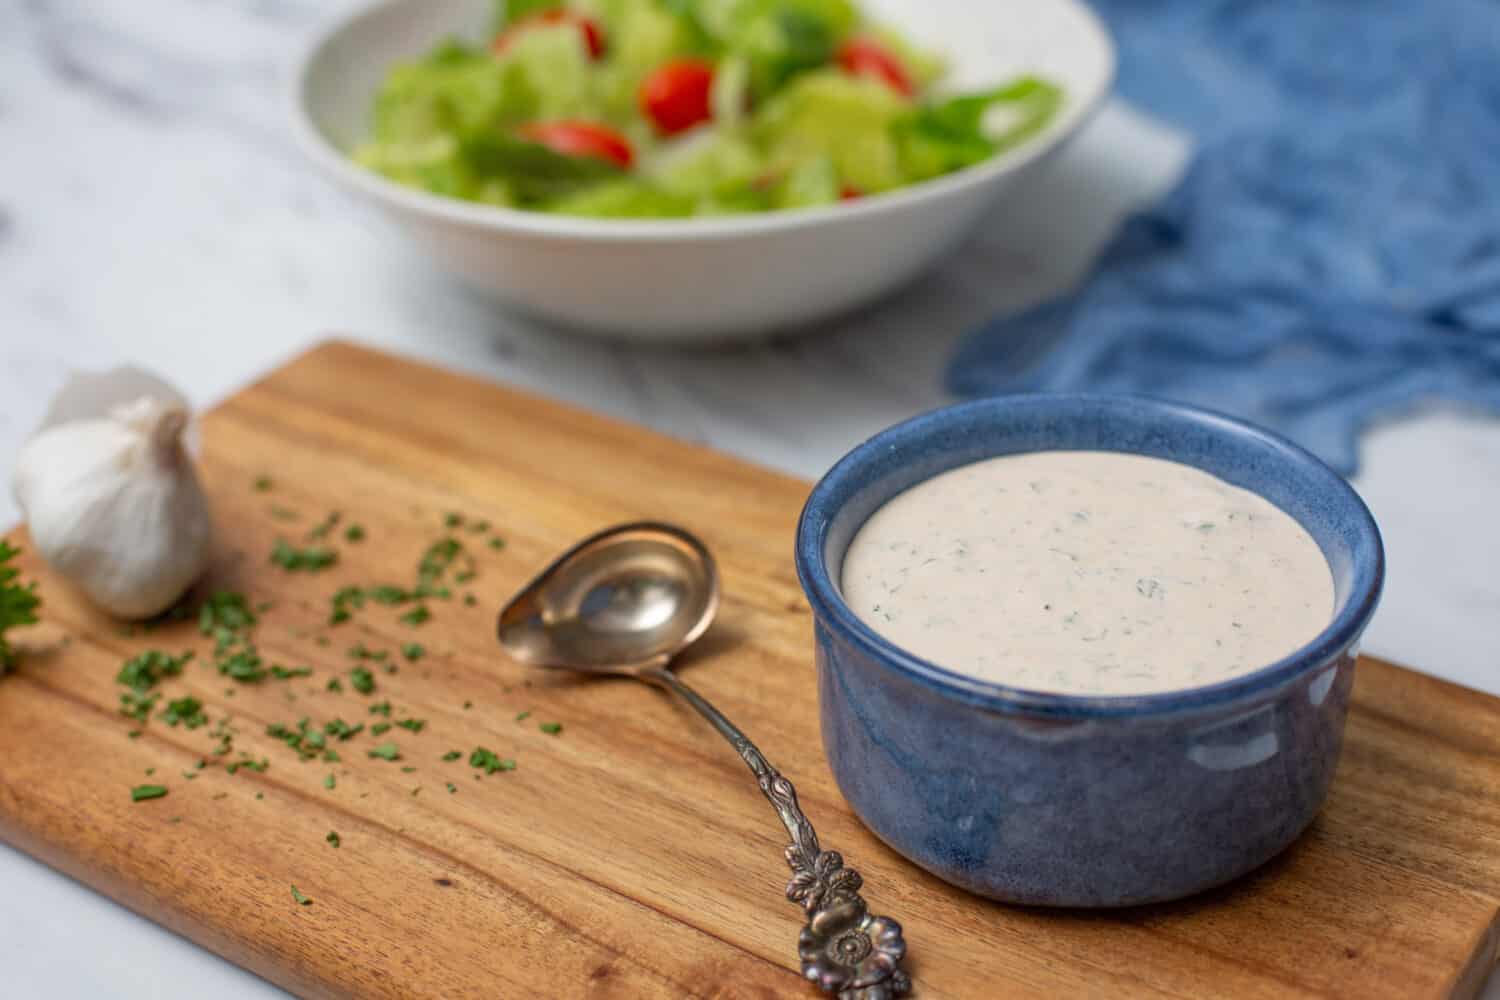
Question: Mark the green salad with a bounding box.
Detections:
[355,0,1063,218]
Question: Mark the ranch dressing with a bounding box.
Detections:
[841,451,1334,695]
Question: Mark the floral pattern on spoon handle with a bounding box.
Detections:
[730,735,910,999]
[641,666,910,998]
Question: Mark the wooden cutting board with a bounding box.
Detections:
[1,341,1497,999]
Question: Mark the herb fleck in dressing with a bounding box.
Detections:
[841,452,1334,695]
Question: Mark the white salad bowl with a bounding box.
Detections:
[292,0,1115,343]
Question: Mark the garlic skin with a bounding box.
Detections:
[12,375,213,620]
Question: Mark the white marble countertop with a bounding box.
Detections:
[3,1,1498,996]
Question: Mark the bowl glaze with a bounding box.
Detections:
[795,395,1384,906]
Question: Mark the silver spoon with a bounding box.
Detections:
[498,522,910,1000]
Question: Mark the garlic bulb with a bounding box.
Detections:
[11,369,213,619]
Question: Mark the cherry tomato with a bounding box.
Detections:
[639,60,716,136]
[836,38,914,96]
[516,121,634,169]
[494,8,605,60]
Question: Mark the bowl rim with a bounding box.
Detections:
[795,393,1386,720]
[288,0,1116,243]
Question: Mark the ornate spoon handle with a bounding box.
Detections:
[640,667,910,1000]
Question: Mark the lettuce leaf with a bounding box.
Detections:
[896,76,1063,181]
[463,132,625,200]
[542,178,698,216]
[771,153,839,208]
[496,0,562,27]
[752,70,909,192]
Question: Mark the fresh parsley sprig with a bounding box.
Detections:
[0,541,41,675]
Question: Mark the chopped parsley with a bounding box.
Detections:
[369,586,412,605]
[198,592,273,683]
[199,591,257,637]
[326,678,343,693]
[539,722,563,735]
[446,782,457,794]
[514,710,531,723]
[441,751,462,761]
[323,749,340,762]
[119,691,160,723]
[488,537,506,551]
[208,718,236,758]
[370,722,392,736]
[469,748,515,775]
[271,539,338,572]
[418,537,473,593]
[468,519,491,534]
[327,531,473,628]
[217,648,267,683]
[400,642,425,662]
[267,721,301,751]
[253,475,273,492]
[161,696,207,729]
[290,885,312,906]
[270,665,313,680]
[347,642,386,661]
[268,718,327,760]
[368,700,391,717]
[326,831,340,848]
[329,586,365,625]
[396,718,425,732]
[444,512,463,529]
[0,542,41,675]
[349,667,375,694]
[323,718,363,741]
[367,742,401,761]
[227,754,269,775]
[306,510,342,541]
[323,773,336,790]
[117,650,193,693]
[344,524,366,544]
[131,784,168,802]
[463,594,477,607]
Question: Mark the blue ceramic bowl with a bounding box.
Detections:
[795,394,1383,907]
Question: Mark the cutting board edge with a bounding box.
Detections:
[0,796,334,1000]
[271,337,814,492]
[1451,907,1500,1000]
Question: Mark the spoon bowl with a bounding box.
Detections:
[498,521,910,997]
[498,522,719,675]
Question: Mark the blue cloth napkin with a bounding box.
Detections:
[947,0,1500,474]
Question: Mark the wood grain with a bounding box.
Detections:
[1,340,1497,999]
